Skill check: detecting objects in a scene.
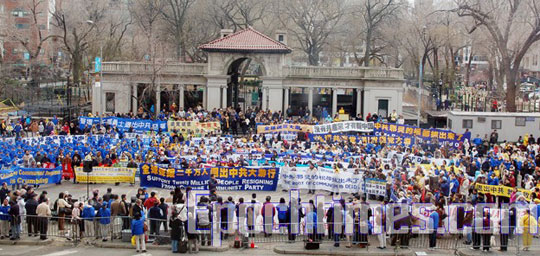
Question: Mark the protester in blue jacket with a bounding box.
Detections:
[131,211,146,253]
[98,203,111,242]
[81,201,96,239]
[0,198,10,239]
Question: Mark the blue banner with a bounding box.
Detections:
[0,167,62,185]
[79,116,168,133]
[139,164,280,191]
[373,123,469,147]
[309,134,416,147]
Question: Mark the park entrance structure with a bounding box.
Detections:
[95,27,405,119]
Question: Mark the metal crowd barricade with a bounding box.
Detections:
[7,215,538,255]
[16,215,80,242]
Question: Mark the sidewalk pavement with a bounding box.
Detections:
[93,240,229,252]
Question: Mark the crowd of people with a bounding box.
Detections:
[0,106,539,253]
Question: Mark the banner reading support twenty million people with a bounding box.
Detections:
[140,164,280,191]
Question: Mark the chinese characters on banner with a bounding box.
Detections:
[373,123,470,147]
[257,124,313,134]
[79,116,167,133]
[139,164,280,191]
[309,134,416,147]
[74,167,136,184]
[167,120,221,136]
[312,121,375,134]
[475,183,533,201]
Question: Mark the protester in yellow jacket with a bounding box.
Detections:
[520,209,537,250]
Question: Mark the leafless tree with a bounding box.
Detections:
[355,0,400,67]
[6,0,57,80]
[161,0,195,61]
[130,0,166,116]
[206,0,265,30]
[277,0,344,66]
[454,0,540,112]
[51,0,107,86]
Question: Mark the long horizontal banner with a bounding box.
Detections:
[74,167,136,184]
[139,164,280,191]
[313,121,374,134]
[0,167,61,185]
[167,120,221,135]
[279,167,386,196]
[373,123,469,147]
[79,116,168,133]
[309,134,416,147]
[475,183,533,201]
[257,124,313,134]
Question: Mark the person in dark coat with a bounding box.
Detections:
[148,202,163,238]
[8,201,20,240]
[25,194,39,236]
[169,212,183,253]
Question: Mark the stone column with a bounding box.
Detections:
[332,88,338,116]
[308,87,313,116]
[205,75,228,110]
[283,87,290,116]
[356,88,362,117]
[178,84,185,110]
[221,86,227,109]
[261,86,268,110]
[132,84,137,113]
[155,82,161,114]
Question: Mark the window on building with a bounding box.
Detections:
[278,35,284,42]
[39,24,46,30]
[491,120,501,129]
[515,117,526,126]
[105,92,115,112]
[448,119,452,129]
[11,8,28,17]
[534,55,539,66]
[462,119,473,129]
[15,23,29,29]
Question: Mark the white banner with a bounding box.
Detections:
[279,166,363,193]
[313,121,374,134]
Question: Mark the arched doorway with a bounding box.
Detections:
[227,58,264,111]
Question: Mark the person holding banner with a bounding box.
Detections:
[307,163,317,194]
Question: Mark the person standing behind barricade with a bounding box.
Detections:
[148,202,163,239]
[120,194,131,230]
[196,197,211,246]
[520,209,536,251]
[111,195,126,237]
[428,206,439,250]
[25,193,38,237]
[0,198,10,239]
[72,203,84,238]
[81,200,96,238]
[277,198,288,235]
[158,197,168,233]
[56,192,71,236]
[8,200,20,240]
[98,203,111,242]
[36,197,51,240]
[261,196,275,237]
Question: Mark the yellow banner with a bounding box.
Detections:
[475,183,532,201]
[257,124,313,134]
[167,121,221,135]
[75,167,136,184]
